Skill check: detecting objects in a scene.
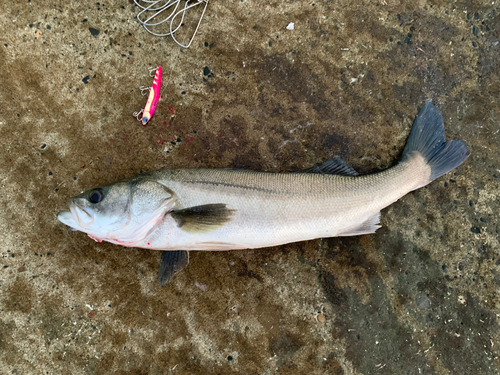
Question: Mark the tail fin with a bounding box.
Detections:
[402,100,469,181]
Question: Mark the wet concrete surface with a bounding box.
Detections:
[1,0,499,373]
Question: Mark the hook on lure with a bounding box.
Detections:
[133,66,162,126]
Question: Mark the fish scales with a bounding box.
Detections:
[135,153,428,251]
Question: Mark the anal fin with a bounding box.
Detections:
[337,212,381,237]
[158,250,189,286]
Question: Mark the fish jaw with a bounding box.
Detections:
[57,197,95,232]
[58,211,104,242]
[70,201,94,227]
[57,210,77,228]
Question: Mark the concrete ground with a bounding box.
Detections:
[1,0,499,374]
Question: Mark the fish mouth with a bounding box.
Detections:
[57,209,77,228]
[57,199,94,229]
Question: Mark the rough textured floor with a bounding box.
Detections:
[1,0,499,374]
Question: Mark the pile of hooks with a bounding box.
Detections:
[133,0,209,48]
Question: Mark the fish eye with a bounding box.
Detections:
[88,188,104,204]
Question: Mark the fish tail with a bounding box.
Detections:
[402,99,469,182]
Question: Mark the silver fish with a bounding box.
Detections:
[58,100,469,285]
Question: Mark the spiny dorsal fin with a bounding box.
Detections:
[337,212,381,237]
[158,250,189,286]
[171,204,235,233]
[301,156,359,176]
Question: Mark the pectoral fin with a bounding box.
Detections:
[337,212,381,236]
[171,204,235,233]
[158,250,189,286]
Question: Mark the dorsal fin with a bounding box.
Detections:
[301,156,359,176]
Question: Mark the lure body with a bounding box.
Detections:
[139,66,162,125]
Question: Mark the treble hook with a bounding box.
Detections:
[148,66,159,77]
[139,86,151,96]
[132,109,144,121]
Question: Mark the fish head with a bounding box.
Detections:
[57,178,176,244]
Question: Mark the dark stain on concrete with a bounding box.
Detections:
[4,277,35,314]
[320,271,348,311]
[323,271,434,373]
[0,320,17,366]
[433,292,497,373]
[269,332,303,367]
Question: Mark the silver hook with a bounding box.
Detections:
[133,109,144,121]
[139,86,151,96]
[148,66,159,77]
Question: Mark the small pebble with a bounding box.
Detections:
[18,266,26,272]
[194,281,208,291]
[415,293,432,309]
[88,310,96,319]
[317,313,326,323]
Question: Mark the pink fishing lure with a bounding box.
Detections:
[135,66,162,125]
